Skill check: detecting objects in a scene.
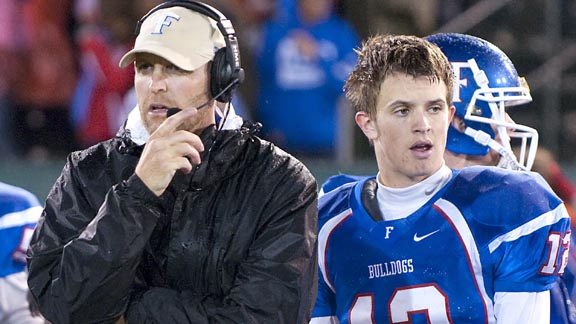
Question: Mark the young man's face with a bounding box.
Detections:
[356,72,454,188]
[134,53,214,135]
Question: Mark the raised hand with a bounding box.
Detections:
[135,108,205,196]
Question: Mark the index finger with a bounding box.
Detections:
[152,107,198,137]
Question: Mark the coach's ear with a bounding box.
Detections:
[355,111,378,141]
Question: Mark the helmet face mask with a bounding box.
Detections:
[425,33,538,171]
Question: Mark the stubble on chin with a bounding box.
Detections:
[141,114,162,135]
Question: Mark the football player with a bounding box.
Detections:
[311,34,570,323]
[0,182,44,323]
[426,32,576,324]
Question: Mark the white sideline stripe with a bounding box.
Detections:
[318,208,352,293]
[0,206,42,230]
[434,199,496,322]
[309,316,339,324]
[488,203,569,253]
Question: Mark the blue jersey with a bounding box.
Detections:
[313,167,570,323]
[0,182,42,278]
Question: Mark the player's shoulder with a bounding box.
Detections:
[446,166,562,224]
[0,182,40,215]
[320,174,369,196]
[456,165,536,181]
[454,166,556,197]
[318,175,373,227]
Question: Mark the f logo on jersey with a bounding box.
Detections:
[152,13,181,34]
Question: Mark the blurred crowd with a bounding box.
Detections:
[2,0,575,162]
[0,0,148,160]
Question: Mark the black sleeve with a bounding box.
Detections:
[27,155,162,324]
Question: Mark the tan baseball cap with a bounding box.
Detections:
[119,6,225,71]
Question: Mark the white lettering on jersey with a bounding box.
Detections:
[368,259,414,279]
[385,226,394,239]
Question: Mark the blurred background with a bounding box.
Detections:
[2,0,576,200]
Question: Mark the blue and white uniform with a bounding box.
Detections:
[0,182,43,324]
[312,166,570,323]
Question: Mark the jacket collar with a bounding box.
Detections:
[116,105,261,188]
[121,104,245,146]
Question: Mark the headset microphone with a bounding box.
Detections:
[167,107,182,117]
[166,78,240,117]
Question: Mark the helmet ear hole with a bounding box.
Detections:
[210,47,233,102]
[451,115,466,132]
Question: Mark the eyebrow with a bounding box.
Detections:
[388,98,446,108]
[427,99,447,106]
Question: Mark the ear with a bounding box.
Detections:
[355,111,378,141]
[448,105,455,122]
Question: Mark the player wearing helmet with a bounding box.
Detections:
[426,32,575,324]
[424,33,538,171]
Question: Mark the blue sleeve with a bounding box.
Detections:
[320,174,367,195]
[452,168,571,293]
[468,171,573,292]
[314,183,360,321]
[312,266,337,318]
[0,182,42,277]
[491,202,571,292]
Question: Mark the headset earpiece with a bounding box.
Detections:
[211,47,232,102]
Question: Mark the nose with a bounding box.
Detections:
[413,109,431,133]
[149,65,167,93]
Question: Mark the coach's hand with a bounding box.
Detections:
[135,108,204,196]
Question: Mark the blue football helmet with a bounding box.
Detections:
[425,33,538,170]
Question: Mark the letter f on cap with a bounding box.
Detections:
[152,13,181,34]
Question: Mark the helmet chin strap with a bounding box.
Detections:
[464,127,526,171]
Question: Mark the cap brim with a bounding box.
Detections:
[118,45,211,71]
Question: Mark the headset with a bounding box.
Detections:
[135,0,245,103]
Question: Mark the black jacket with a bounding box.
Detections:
[27,122,318,324]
